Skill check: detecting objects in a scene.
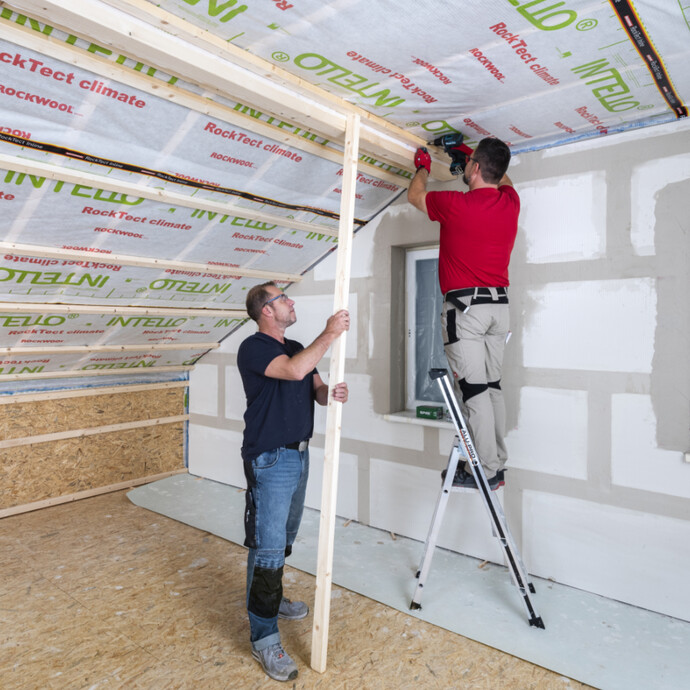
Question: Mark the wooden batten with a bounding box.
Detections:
[99,0,447,180]
[0,18,406,187]
[0,380,188,405]
[0,414,189,450]
[0,365,193,381]
[1,343,218,355]
[311,114,360,673]
[0,240,303,284]
[0,302,247,318]
[0,469,187,518]
[0,150,339,238]
[3,25,407,187]
[7,0,452,181]
[102,0,423,146]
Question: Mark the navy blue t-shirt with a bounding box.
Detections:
[237,332,316,461]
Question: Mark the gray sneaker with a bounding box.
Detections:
[252,642,298,682]
[278,597,309,620]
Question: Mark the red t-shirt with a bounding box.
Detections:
[425,185,520,294]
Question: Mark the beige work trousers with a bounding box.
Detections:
[441,300,509,479]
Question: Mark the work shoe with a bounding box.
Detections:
[496,468,506,486]
[278,597,309,620]
[252,642,298,682]
[452,468,501,491]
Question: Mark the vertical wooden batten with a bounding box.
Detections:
[311,113,360,673]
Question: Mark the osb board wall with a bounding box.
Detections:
[0,388,183,440]
[0,388,185,510]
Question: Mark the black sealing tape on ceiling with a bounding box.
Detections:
[0,131,368,226]
[609,0,687,118]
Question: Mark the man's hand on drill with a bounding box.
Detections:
[414,147,431,174]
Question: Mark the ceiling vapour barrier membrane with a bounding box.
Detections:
[0,0,686,381]
[151,0,689,149]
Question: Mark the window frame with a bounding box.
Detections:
[404,245,446,411]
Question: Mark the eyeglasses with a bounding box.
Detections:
[263,293,289,307]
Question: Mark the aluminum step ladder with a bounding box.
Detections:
[410,368,545,628]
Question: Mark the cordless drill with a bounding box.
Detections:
[433,133,473,176]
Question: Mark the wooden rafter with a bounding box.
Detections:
[0,364,193,381]
[6,0,452,180]
[0,343,219,354]
[0,152,340,239]
[0,19,408,187]
[0,240,302,284]
[0,302,246,318]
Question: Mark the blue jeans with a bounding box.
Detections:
[243,446,309,650]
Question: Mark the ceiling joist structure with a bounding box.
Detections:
[2,0,687,384]
[0,0,441,385]
[4,0,451,178]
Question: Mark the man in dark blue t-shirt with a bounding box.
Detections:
[237,281,349,682]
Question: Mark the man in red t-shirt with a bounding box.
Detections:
[407,137,519,490]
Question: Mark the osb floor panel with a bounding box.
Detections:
[129,475,690,690]
[0,491,590,690]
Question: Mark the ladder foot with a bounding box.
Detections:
[529,583,536,594]
[409,601,422,611]
[529,616,545,629]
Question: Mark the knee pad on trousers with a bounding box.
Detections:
[459,378,489,402]
[488,379,501,390]
[445,307,459,345]
[248,565,284,619]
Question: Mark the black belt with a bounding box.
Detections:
[446,287,507,299]
[446,287,508,312]
[285,440,309,451]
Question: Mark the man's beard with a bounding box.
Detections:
[281,312,297,328]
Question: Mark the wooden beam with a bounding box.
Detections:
[0,468,188,518]
[0,414,189,449]
[0,365,193,381]
[0,151,339,239]
[99,0,448,179]
[7,0,453,180]
[0,380,188,405]
[0,18,409,188]
[0,302,246,318]
[101,0,420,145]
[15,0,340,136]
[0,240,302,284]
[311,114,359,673]
[0,343,219,355]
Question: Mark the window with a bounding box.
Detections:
[405,247,447,409]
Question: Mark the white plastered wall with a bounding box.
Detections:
[189,117,690,622]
